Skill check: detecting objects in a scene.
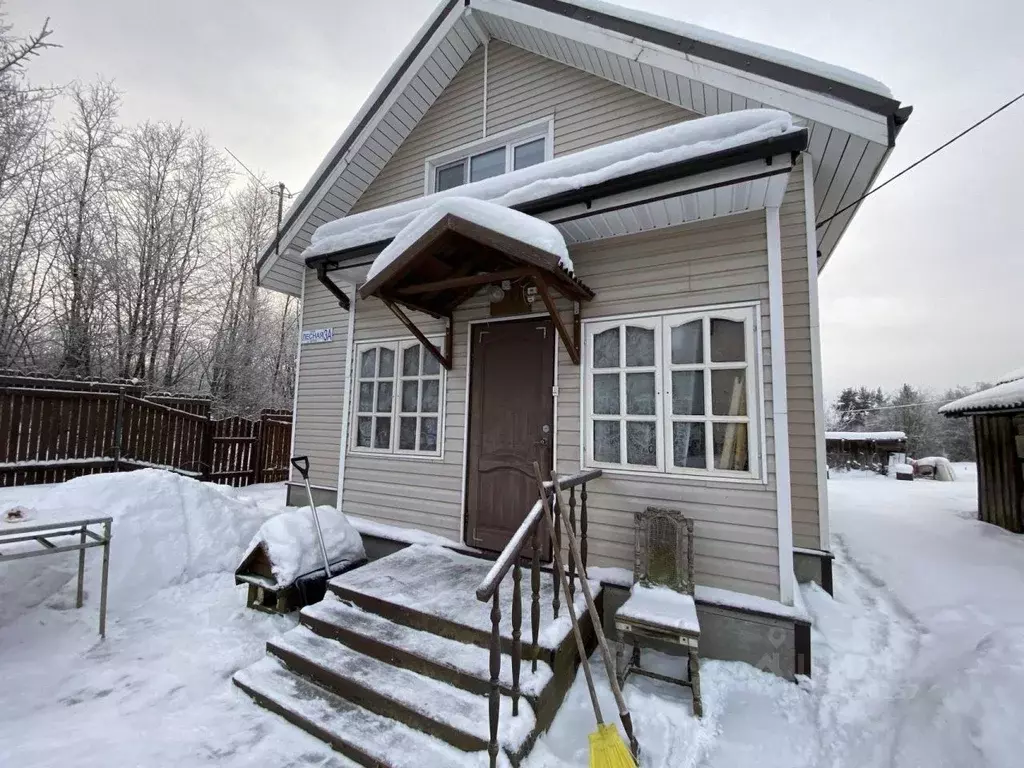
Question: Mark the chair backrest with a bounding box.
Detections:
[633,506,695,595]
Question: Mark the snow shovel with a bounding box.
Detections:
[530,463,638,768]
[290,456,333,580]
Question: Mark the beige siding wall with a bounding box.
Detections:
[556,214,779,598]
[333,214,782,599]
[779,162,822,550]
[291,270,350,489]
[351,40,694,213]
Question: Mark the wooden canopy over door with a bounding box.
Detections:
[466,318,555,553]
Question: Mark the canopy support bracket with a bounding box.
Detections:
[381,298,453,371]
[531,271,580,366]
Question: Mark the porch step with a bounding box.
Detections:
[302,594,555,701]
[268,624,537,756]
[234,656,508,768]
[328,544,598,660]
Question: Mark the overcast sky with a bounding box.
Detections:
[8,0,1023,400]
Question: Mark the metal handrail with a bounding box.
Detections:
[475,469,602,603]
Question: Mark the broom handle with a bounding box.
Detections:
[531,463,604,726]
[549,470,637,752]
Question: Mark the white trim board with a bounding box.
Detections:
[802,156,830,549]
[336,283,358,511]
[287,271,307,484]
[765,206,794,605]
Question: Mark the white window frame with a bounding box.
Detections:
[582,305,763,481]
[350,337,446,459]
[423,117,554,194]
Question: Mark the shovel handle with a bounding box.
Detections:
[290,455,310,480]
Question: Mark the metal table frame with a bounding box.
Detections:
[0,517,113,637]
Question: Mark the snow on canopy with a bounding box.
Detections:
[305,109,796,259]
[563,0,893,98]
[365,197,572,283]
[825,431,907,442]
[940,372,1024,416]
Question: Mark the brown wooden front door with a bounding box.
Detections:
[466,318,554,552]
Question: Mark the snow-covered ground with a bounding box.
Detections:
[1,465,1021,767]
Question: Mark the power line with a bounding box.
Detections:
[224,147,295,199]
[817,88,1024,229]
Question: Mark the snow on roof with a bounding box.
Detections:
[365,197,572,284]
[940,376,1024,417]
[825,431,908,442]
[564,0,893,98]
[304,109,796,259]
[996,366,1024,385]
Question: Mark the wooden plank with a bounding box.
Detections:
[396,267,533,295]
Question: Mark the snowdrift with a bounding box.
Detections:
[239,506,365,587]
[0,469,276,626]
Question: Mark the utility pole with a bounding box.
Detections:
[275,181,285,255]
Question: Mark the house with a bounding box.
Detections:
[940,367,1024,532]
[240,1,909,762]
[825,430,908,472]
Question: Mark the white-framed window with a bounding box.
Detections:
[352,339,444,457]
[425,118,553,194]
[584,305,761,479]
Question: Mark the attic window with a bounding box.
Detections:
[426,117,553,194]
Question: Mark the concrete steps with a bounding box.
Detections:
[233,545,600,767]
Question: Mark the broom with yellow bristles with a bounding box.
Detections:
[531,463,638,768]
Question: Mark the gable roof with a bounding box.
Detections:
[259,0,910,296]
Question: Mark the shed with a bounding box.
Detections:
[824,431,908,472]
[940,368,1024,532]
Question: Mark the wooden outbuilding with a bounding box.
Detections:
[940,368,1024,532]
[824,431,907,473]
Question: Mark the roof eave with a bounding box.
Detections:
[305,127,809,268]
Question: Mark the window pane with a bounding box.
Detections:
[671,321,703,365]
[356,416,372,448]
[513,138,545,170]
[399,417,417,450]
[593,328,619,368]
[672,371,704,416]
[378,348,395,378]
[593,420,620,464]
[470,147,506,182]
[374,417,391,449]
[593,373,620,415]
[360,348,377,378]
[436,161,465,191]
[713,423,749,471]
[710,318,745,363]
[403,345,419,376]
[711,369,747,416]
[358,382,374,412]
[401,380,418,412]
[421,379,439,413]
[422,351,440,375]
[420,417,439,452]
[673,422,705,469]
[625,326,655,367]
[626,421,657,466]
[625,372,656,415]
[376,381,393,412]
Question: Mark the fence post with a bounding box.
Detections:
[113,386,125,472]
[251,412,266,486]
[201,416,215,482]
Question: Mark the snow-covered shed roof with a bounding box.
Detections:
[825,431,908,443]
[306,110,798,261]
[940,368,1024,417]
[257,0,911,296]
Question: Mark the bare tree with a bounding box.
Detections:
[50,80,120,375]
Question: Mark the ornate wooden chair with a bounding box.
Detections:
[614,506,702,717]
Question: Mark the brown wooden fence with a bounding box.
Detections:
[0,377,292,488]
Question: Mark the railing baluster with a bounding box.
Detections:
[552,491,561,619]
[580,482,589,575]
[568,486,577,598]
[512,561,522,717]
[489,587,501,768]
[531,522,541,673]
